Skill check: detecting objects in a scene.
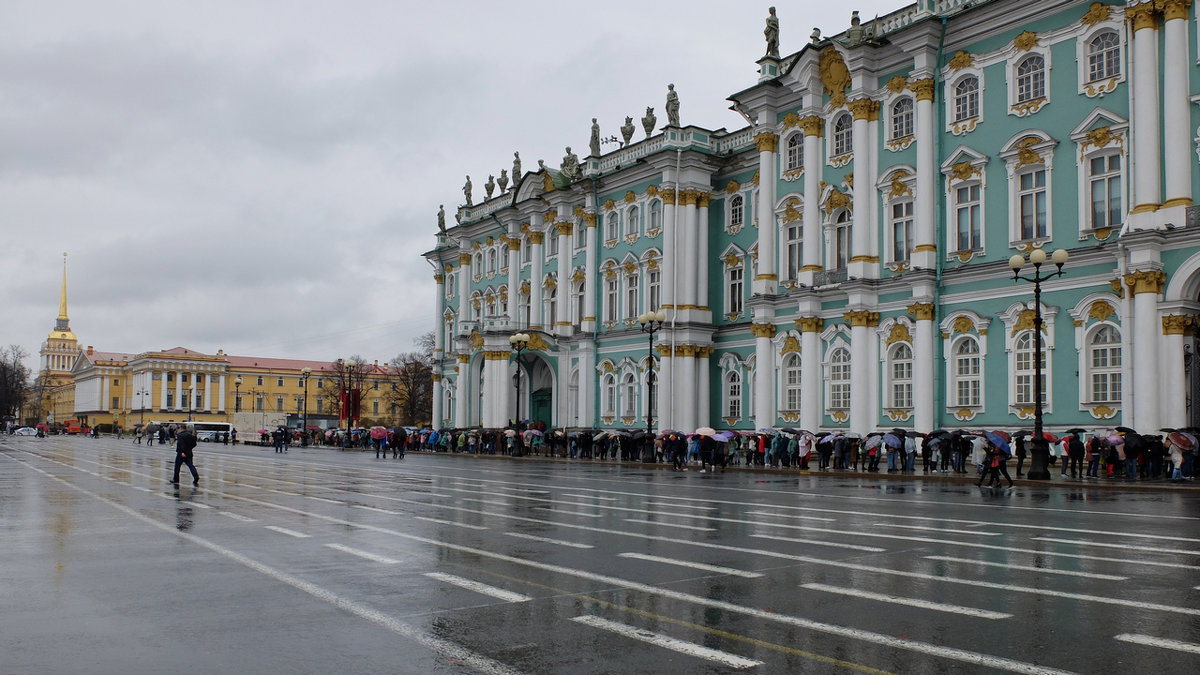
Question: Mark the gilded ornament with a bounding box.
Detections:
[555,222,573,236]
[456,354,471,363]
[1162,315,1194,335]
[433,273,444,284]
[469,330,484,350]
[782,112,801,129]
[659,188,676,204]
[952,315,975,335]
[885,323,912,346]
[751,170,760,185]
[844,173,854,189]
[1014,30,1039,52]
[954,408,977,421]
[750,323,778,338]
[780,335,801,355]
[624,190,637,203]
[1160,0,1190,22]
[541,171,555,192]
[602,361,613,373]
[886,75,908,94]
[573,205,585,217]
[604,199,616,211]
[818,45,852,102]
[1014,137,1044,169]
[844,310,880,327]
[583,213,597,227]
[1126,2,1158,31]
[1011,309,1043,336]
[888,170,912,199]
[1080,2,1113,26]
[949,161,979,182]
[754,132,779,152]
[679,189,700,206]
[824,187,851,216]
[507,236,521,250]
[782,198,802,224]
[458,252,472,265]
[528,232,544,245]
[848,97,879,121]
[724,252,740,267]
[698,193,711,208]
[520,223,531,234]
[571,269,585,283]
[947,50,975,71]
[520,280,530,293]
[724,180,741,194]
[830,410,848,422]
[623,261,637,274]
[1090,405,1118,419]
[795,316,824,333]
[1087,300,1116,322]
[526,332,550,351]
[799,115,824,137]
[906,303,935,321]
[1123,269,1166,294]
[910,78,935,102]
[647,184,659,197]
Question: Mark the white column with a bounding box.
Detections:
[1162,1,1192,207]
[434,270,446,354]
[583,205,598,332]
[1129,3,1162,214]
[682,192,700,308]
[456,252,470,324]
[801,118,823,279]
[697,194,710,311]
[662,189,678,312]
[678,348,697,433]
[431,376,443,426]
[506,235,520,326]
[799,320,822,433]
[1130,275,1162,432]
[454,357,469,428]
[529,215,544,330]
[485,355,507,428]
[101,375,110,413]
[1160,316,1191,429]
[203,374,211,411]
[160,371,168,410]
[911,307,935,433]
[555,216,572,335]
[912,80,936,269]
[753,131,778,294]
[696,348,711,428]
[174,371,182,411]
[847,99,878,279]
[846,311,879,436]
[577,349,593,428]
[658,350,674,430]
[753,324,776,430]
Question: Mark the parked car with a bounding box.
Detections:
[14,427,38,436]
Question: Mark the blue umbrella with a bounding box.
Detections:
[984,431,1011,457]
[882,433,902,449]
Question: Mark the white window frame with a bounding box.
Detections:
[830,112,853,159]
[1007,42,1051,116]
[624,272,639,320]
[648,199,663,233]
[605,212,619,242]
[725,370,742,419]
[729,194,745,230]
[626,206,639,237]
[887,342,914,410]
[602,373,616,416]
[890,97,914,142]
[824,343,851,415]
[941,150,989,257]
[647,268,661,311]
[781,352,801,412]
[784,132,803,171]
[1000,132,1057,247]
[1001,301,1057,416]
[573,278,585,324]
[827,209,851,270]
[940,311,990,414]
[1087,322,1123,405]
[783,223,802,282]
[620,371,637,418]
[725,263,744,316]
[1077,19,1124,97]
[604,274,618,323]
[944,66,984,135]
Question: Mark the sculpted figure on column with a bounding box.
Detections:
[764,7,780,58]
[497,169,509,193]
[561,147,581,181]
[484,175,495,199]
[620,116,635,146]
[665,84,680,127]
[512,152,522,182]
[462,175,473,206]
[589,118,601,156]
[641,107,657,137]
[437,205,446,233]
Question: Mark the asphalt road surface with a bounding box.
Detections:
[3,435,1198,674]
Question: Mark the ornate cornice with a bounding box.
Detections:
[754,131,779,152]
[1124,269,1166,294]
[749,323,778,338]
[1163,314,1195,335]
[1080,1,1113,27]
[906,303,935,321]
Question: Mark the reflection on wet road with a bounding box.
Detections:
[3,436,1198,674]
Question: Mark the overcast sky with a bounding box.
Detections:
[2,0,899,372]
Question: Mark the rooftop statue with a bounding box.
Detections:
[620,116,635,146]
[512,151,522,181]
[764,7,780,58]
[665,84,680,127]
[437,205,446,233]
[590,118,601,156]
[484,175,495,199]
[463,175,472,206]
[560,146,581,181]
[641,107,657,137]
[498,169,509,193]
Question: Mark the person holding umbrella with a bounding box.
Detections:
[1064,429,1087,479]
[171,425,199,486]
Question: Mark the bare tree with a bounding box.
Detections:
[385,332,434,426]
[0,345,30,421]
[319,355,372,430]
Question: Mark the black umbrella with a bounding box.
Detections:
[1064,428,1088,435]
[927,429,949,437]
[630,429,649,440]
[779,427,799,434]
[1115,426,1137,433]
[1159,427,1179,433]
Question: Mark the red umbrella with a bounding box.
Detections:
[370,426,388,440]
[990,430,1011,442]
[1037,431,1058,443]
[1168,431,1194,450]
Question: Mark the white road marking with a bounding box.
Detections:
[749,534,887,553]
[424,572,532,603]
[324,543,400,564]
[503,531,593,548]
[801,583,1011,620]
[572,615,762,670]
[624,518,715,532]
[10,455,524,675]
[414,516,489,530]
[218,511,256,522]
[923,556,1128,581]
[305,496,344,504]
[884,523,1000,536]
[619,552,763,578]
[645,500,717,511]
[562,493,618,501]
[1115,633,1200,654]
[533,507,602,519]
[1031,537,1200,556]
[264,525,310,538]
[351,504,398,514]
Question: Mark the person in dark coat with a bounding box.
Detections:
[1066,434,1085,479]
[172,427,199,485]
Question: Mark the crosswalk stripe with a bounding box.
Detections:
[619,552,762,578]
[572,615,761,670]
[1115,633,1200,654]
[324,543,399,564]
[503,531,593,548]
[264,525,309,539]
[425,572,531,603]
[801,583,1011,620]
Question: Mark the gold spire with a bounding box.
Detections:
[58,252,69,321]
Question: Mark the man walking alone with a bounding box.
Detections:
[172,426,199,486]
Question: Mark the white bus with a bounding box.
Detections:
[186,421,234,442]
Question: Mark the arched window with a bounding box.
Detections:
[889,343,913,408]
[624,273,639,319]
[1087,32,1120,82]
[730,194,744,228]
[827,347,851,411]
[785,134,803,170]
[833,113,853,156]
[648,200,663,232]
[473,252,483,276]
[647,268,661,311]
[891,98,914,140]
[1016,55,1045,103]
[954,76,979,122]
[621,372,637,418]
[725,371,742,418]
[1088,325,1122,403]
[606,213,619,241]
[574,280,585,324]
[626,206,639,236]
[834,210,851,269]
[952,337,982,407]
[487,249,497,273]
[782,353,801,411]
[545,285,557,327]
[1013,331,1044,406]
[499,286,508,315]
[568,370,580,425]
[726,262,744,315]
[602,374,616,416]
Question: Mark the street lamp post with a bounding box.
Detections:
[234,376,242,414]
[509,333,530,432]
[136,388,149,427]
[300,367,312,446]
[185,388,192,422]
[638,310,667,462]
[1009,247,1069,481]
[344,360,357,447]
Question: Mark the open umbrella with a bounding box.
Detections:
[695,426,717,437]
[984,431,1011,456]
[1168,432,1194,450]
[370,426,388,440]
[779,427,799,434]
[882,433,902,449]
[757,427,776,435]
[1064,428,1088,435]
[713,431,735,442]
[523,429,543,437]
[989,430,1011,442]
[1115,426,1137,434]
[504,429,518,438]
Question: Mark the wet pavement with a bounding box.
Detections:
[3,435,1198,674]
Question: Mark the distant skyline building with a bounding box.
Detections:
[427,0,1200,436]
